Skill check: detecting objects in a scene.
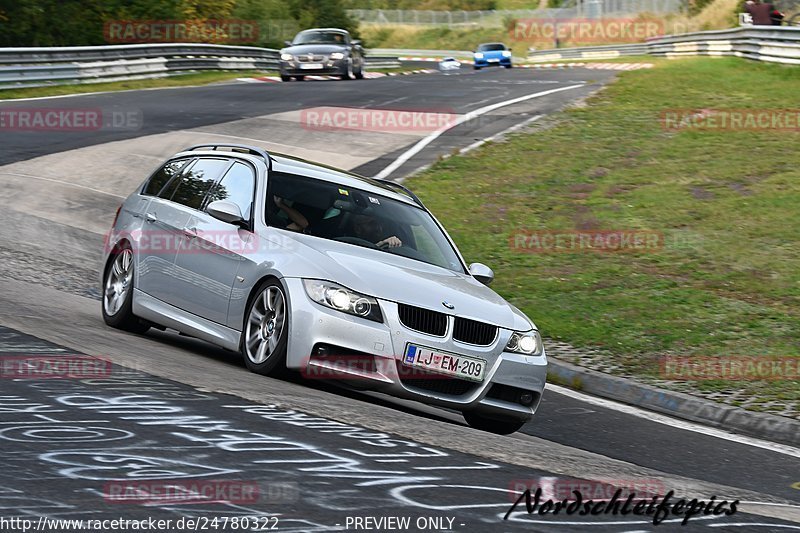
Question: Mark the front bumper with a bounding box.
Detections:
[474,57,512,67]
[283,277,547,421]
[280,59,347,77]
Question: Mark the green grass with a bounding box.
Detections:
[406,57,800,405]
[363,25,522,55]
[0,71,275,100]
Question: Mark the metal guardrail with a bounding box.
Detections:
[0,43,280,89]
[363,56,402,69]
[0,44,402,89]
[527,42,649,61]
[527,26,800,64]
[369,48,473,58]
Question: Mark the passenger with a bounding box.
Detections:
[271,195,309,232]
[351,213,402,248]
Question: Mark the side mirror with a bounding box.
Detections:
[352,39,361,46]
[284,40,292,46]
[469,263,494,285]
[207,200,245,226]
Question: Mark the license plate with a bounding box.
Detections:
[403,344,486,382]
[488,58,500,63]
[300,63,323,69]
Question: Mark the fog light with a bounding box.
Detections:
[519,392,535,406]
[314,345,330,357]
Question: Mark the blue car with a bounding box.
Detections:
[473,42,513,70]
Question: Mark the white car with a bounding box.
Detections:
[102,143,547,434]
[438,57,462,71]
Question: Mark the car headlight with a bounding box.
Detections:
[330,52,345,60]
[506,330,543,356]
[303,279,383,323]
[502,50,512,57]
[474,52,484,59]
[280,53,293,61]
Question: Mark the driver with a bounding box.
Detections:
[351,213,402,248]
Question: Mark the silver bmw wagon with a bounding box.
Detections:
[102,144,547,434]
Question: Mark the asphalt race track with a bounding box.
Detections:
[1,66,798,532]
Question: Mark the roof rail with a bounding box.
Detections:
[373,178,424,207]
[185,144,272,165]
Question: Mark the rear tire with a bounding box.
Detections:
[473,65,481,70]
[354,66,364,79]
[294,75,305,81]
[280,74,291,82]
[241,280,289,376]
[463,412,526,435]
[505,64,513,69]
[101,244,149,334]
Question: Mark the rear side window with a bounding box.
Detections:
[208,162,256,220]
[142,159,190,196]
[169,158,231,210]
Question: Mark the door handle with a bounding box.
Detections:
[145,212,157,223]
[184,227,198,239]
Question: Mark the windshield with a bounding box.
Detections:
[266,171,465,273]
[477,43,506,51]
[293,31,347,45]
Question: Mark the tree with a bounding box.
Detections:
[288,0,360,38]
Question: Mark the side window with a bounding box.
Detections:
[142,159,189,196]
[208,162,256,220]
[169,158,231,210]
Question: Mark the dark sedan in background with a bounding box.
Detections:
[279,28,365,81]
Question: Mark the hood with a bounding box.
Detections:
[282,44,348,56]
[270,233,533,331]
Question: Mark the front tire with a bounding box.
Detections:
[280,74,291,82]
[294,75,305,81]
[341,60,354,80]
[463,412,526,435]
[102,244,149,334]
[473,65,481,70]
[241,280,289,376]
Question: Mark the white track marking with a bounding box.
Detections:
[372,84,584,179]
[547,383,800,459]
[709,524,800,529]
[0,172,124,198]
